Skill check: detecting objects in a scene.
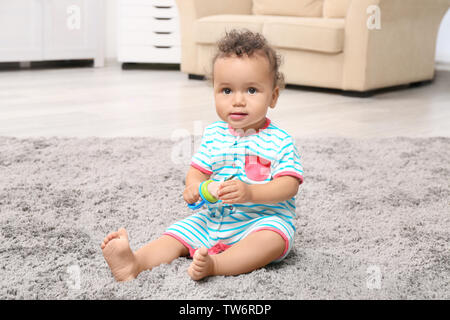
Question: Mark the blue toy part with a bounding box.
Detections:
[187,180,219,210]
[187,199,205,210]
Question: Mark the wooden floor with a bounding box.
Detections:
[0,60,449,138]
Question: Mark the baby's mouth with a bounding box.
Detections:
[229,113,248,120]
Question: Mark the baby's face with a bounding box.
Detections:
[213,53,279,133]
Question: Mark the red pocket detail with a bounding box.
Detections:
[245,155,271,181]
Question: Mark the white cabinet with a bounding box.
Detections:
[43,0,103,62]
[117,0,180,64]
[0,0,104,67]
[0,0,43,61]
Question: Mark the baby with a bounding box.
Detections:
[101,29,304,281]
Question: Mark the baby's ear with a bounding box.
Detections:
[270,87,280,108]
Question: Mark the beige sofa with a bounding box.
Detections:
[175,0,450,94]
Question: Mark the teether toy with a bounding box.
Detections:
[187,174,236,210]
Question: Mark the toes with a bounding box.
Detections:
[101,229,125,249]
[188,247,214,281]
[198,247,208,256]
[101,235,112,249]
[117,228,128,240]
[107,232,119,241]
[191,262,204,273]
[194,247,208,262]
[193,256,206,267]
[193,253,205,263]
[188,266,202,280]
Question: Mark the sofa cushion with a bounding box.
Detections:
[194,15,345,54]
[194,15,269,44]
[263,17,345,53]
[323,0,351,18]
[252,0,323,17]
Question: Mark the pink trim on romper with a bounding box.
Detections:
[251,227,290,260]
[190,162,213,175]
[163,233,232,258]
[206,242,232,255]
[228,117,271,137]
[273,171,304,185]
[164,228,290,261]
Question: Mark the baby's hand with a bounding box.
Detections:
[206,181,221,199]
[183,182,201,204]
[218,180,252,204]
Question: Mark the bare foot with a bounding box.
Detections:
[101,228,139,282]
[188,247,217,280]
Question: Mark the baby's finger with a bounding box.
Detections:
[218,185,236,197]
[220,191,239,201]
[222,198,237,204]
[186,193,199,204]
[220,180,236,188]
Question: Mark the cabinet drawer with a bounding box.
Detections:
[120,17,179,33]
[120,4,177,17]
[120,31,180,46]
[118,45,180,63]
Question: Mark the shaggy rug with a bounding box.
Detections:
[0,136,448,300]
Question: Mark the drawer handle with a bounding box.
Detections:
[154,45,172,49]
[154,31,172,34]
[154,17,172,20]
[154,5,172,9]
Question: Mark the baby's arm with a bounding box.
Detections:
[186,166,211,186]
[218,176,300,204]
[249,176,300,204]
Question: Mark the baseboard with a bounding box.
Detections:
[436,61,450,71]
[188,74,205,80]
[0,59,94,71]
[121,62,180,70]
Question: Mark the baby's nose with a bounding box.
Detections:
[232,92,246,106]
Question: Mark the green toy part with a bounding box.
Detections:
[200,180,218,203]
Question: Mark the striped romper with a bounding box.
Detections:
[164,117,304,262]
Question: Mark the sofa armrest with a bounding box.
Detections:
[175,0,253,74]
[342,0,450,91]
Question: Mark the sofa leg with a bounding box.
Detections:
[341,90,374,98]
[188,74,205,80]
[409,79,433,88]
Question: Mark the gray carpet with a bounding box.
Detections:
[0,136,448,300]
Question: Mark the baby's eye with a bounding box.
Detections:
[248,87,257,94]
[222,88,232,95]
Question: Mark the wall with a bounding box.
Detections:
[105,0,117,60]
[436,9,450,65]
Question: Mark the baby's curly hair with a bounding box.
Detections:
[209,29,285,89]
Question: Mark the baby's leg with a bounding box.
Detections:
[134,235,189,273]
[188,230,285,280]
[101,228,188,282]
